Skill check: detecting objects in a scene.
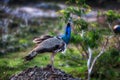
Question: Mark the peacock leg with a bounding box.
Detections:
[50,52,55,71]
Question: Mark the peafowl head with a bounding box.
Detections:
[61,19,72,44]
[113,25,120,34]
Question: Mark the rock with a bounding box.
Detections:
[10,65,81,80]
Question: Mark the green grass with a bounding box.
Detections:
[0,48,47,79]
[0,46,85,80]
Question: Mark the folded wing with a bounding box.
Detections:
[33,35,53,44]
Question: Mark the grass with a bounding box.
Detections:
[0,46,85,80]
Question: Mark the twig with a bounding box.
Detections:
[90,37,109,71]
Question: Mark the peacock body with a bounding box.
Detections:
[24,22,72,70]
[32,37,66,53]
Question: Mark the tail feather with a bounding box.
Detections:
[24,51,37,61]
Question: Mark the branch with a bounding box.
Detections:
[89,36,109,74]
[87,47,92,80]
[87,36,109,80]
[87,47,92,73]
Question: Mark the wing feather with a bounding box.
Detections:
[33,37,66,53]
[33,35,53,44]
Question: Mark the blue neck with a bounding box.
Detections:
[62,23,71,44]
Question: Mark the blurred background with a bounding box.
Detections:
[0,0,120,80]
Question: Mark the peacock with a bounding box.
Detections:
[24,19,72,71]
[113,25,120,34]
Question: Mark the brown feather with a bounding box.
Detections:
[33,35,53,44]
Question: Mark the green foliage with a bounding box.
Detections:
[105,10,120,22]
[93,48,120,80]
[58,0,91,22]
[59,0,120,80]
[71,33,82,44]
[59,48,87,79]
[74,19,88,30]
[82,30,102,48]
[71,29,102,48]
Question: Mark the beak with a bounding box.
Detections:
[68,17,75,31]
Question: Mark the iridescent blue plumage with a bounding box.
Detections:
[61,23,71,44]
[113,25,120,34]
